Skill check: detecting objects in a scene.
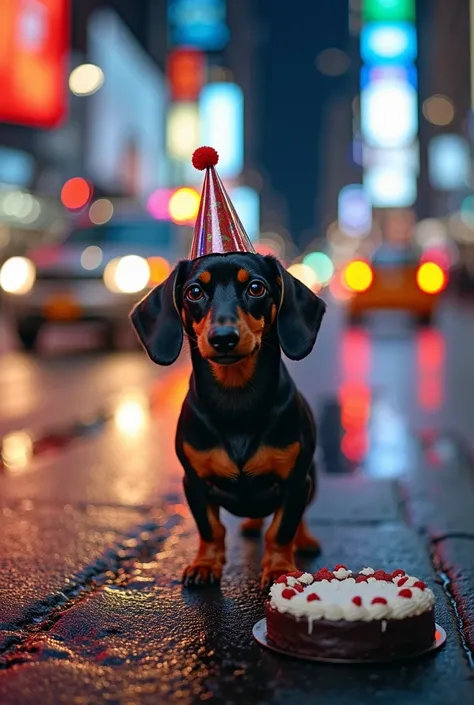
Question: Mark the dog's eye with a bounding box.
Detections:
[185,285,204,302]
[247,281,266,298]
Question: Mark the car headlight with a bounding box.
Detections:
[103,255,150,294]
[0,257,36,295]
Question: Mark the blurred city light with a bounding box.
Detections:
[361,75,418,148]
[104,256,150,294]
[255,237,284,259]
[414,218,448,248]
[363,0,415,22]
[361,22,417,65]
[428,134,470,191]
[81,246,103,271]
[343,260,374,292]
[199,82,244,179]
[0,148,35,187]
[61,178,93,211]
[416,262,446,294]
[364,164,416,207]
[167,48,205,101]
[337,184,372,236]
[287,263,319,291]
[302,252,335,285]
[422,95,455,126]
[114,395,148,437]
[148,257,171,286]
[0,257,36,295]
[0,191,41,224]
[89,199,114,225]
[315,48,351,76]
[0,0,69,128]
[461,195,474,227]
[147,189,175,220]
[168,188,200,223]
[69,64,104,96]
[1,431,33,472]
[167,103,200,161]
[230,186,260,241]
[168,0,230,51]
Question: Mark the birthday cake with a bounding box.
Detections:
[265,566,436,661]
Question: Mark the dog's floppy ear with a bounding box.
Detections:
[130,260,188,366]
[267,257,326,360]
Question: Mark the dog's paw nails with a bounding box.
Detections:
[182,564,221,588]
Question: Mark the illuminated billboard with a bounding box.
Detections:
[364,164,417,207]
[199,83,244,180]
[168,0,229,51]
[361,74,418,148]
[167,103,199,161]
[167,48,205,101]
[361,22,417,65]
[230,186,260,241]
[428,135,470,191]
[87,9,168,198]
[363,0,415,22]
[0,0,69,128]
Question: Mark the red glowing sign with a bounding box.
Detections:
[0,0,69,128]
[167,48,205,101]
[61,177,92,210]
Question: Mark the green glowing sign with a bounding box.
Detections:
[363,0,415,22]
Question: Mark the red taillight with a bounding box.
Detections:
[416,262,447,295]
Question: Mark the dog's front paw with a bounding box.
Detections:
[182,562,222,588]
[260,564,297,590]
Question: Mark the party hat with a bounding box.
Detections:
[189,146,256,259]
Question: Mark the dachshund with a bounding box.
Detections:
[130,252,326,588]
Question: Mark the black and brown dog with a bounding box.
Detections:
[130,252,326,588]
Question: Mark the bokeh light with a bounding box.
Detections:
[414,218,448,248]
[302,252,335,286]
[168,188,200,223]
[1,431,33,471]
[147,189,174,220]
[61,178,93,211]
[422,94,454,126]
[460,195,474,227]
[81,246,103,270]
[148,256,171,286]
[287,263,320,291]
[69,64,104,96]
[0,257,36,294]
[114,395,149,437]
[343,260,373,292]
[104,256,150,294]
[89,199,114,225]
[315,48,351,76]
[416,262,446,294]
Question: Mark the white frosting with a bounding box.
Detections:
[333,567,352,580]
[269,567,435,627]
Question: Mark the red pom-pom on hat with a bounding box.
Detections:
[192,146,219,171]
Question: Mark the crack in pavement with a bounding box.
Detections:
[0,511,182,669]
[430,544,474,668]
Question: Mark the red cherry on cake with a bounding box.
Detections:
[352,596,363,606]
[392,569,406,578]
[276,575,287,584]
[413,580,426,591]
[373,570,387,581]
[281,588,297,599]
[371,597,388,605]
[287,571,304,578]
[397,576,409,587]
[398,588,413,599]
[314,568,334,581]
[355,575,368,583]
[334,564,348,571]
[307,593,320,602]
[293,583,304,593]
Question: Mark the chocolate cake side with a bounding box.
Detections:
[265,603,436,661]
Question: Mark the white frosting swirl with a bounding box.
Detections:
[268,567,435,626]
[360,567,375,576]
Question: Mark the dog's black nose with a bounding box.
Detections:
[208,326,240,352]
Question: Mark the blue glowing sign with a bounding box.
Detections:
[428,135,470,191]
[230,186,260,241]
[168,0,229,51]
[361,22,417,65]
[199,83,244,180]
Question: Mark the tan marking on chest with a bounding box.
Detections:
[243,442,301,480]
[183,442,239,480]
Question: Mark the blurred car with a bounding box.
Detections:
[0,217,181,351]
[342,245,448,326]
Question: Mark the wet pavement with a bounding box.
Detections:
[1,298,474,704]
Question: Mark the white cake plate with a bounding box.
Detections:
[252,618,447,664]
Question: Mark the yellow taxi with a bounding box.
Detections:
[342,246,448,325]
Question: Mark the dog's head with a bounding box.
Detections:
[130,253,326,368]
